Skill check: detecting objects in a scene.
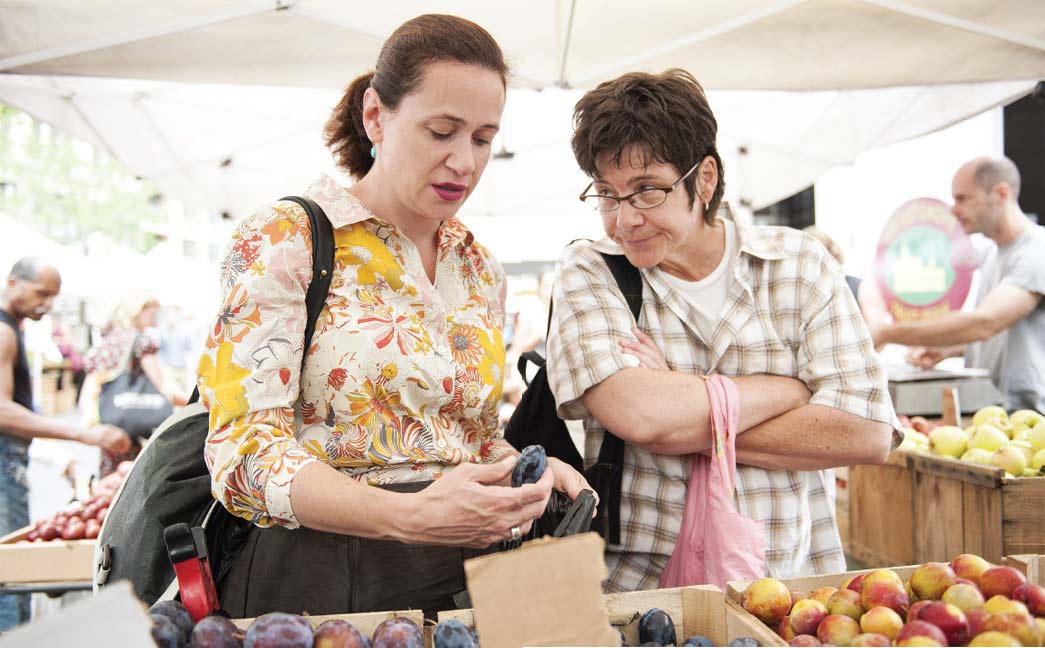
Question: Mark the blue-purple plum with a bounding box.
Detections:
[638,608,676,646]
[511,445,547,487]
[244,612,312,648]
[188,615,242,648]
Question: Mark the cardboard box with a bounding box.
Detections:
[725,565,920,647]
[442,584,772,646]
[0,525,95,584]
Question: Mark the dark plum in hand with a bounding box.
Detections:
[728,638,760,647]
[313,619,369,648]
[511,445,547,487]
[371,617,423,648]
[433,619,477,648]
[244,612,313,648]
[150,600,195,638]
[150,613,187,648]
[682,636,714,647]
[638,608,676,646]
[188,615,243,648]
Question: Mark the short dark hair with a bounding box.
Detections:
[571,68,725,224]
[8,257,45,281]
[972,156,1021,200]
[325,14,509,179]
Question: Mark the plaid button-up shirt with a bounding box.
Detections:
[546,219,897,592]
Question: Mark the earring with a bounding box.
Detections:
[704,200,710,213]
[370,145,376,159]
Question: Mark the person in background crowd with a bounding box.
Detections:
[871,156,1045,412]
[547,69,897,590]
[0,257,130,630]
[81,290,186,475]
[197,14,591,619]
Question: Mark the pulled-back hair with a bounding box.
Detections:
[324,14,508,179]
[572,68,725,224]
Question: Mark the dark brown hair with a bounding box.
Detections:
[324,14,509,179]
[571,68,725,223]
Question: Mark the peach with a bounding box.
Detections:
[789,599,829,637]
[895,620,947,646]
[983,611,1039,648]
[917,601,969,646]
[979,565,1028,599]
[827,589,864,621]
[941,583,985,613]
[742,577,793,625]
[1012,582,1045,617]
[910,562,957,601]
[966,609,989,638]
[908,599,933,621]
[949,554,992,587]
[809,587,837,608]
[788,635,821,647]
[968,631,1021,647]
[859,606,903,640]
[861,579,910,618]
[984,595,1029,616]
[816,614,860,647]
[777,616,797,642]
[850,633,891,647]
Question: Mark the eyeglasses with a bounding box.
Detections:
[578,160,701,213]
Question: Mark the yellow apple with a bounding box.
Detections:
[961,448,995,465]
[972,406,1008,427]
[991,447,1028,476]
[1009,409,1043,428]
[929,426,968,458]
[1028,421,1045,452]
[969,424,1009,452]
[1032,448,1045,470]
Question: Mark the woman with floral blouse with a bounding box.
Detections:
[196,14,592,617]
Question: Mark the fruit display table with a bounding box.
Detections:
[847,450,1045,566]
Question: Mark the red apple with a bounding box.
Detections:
[777,616,796,642]
[827,588,863,621]
[859,606,903,641]
[983,611,1039,648]
[742,577,793,625]
[788,635,820,647]
[817,614,860,646]
[941,583,985,613]
[965,609,989,637]
[895,620,947,646]
[908,600,933,622]
[789,599,828,636]
[910,562,957,601]
[950,554,992,587]
[979,566,1027,599]
[861,579,910,617]
[917,601,969,646]
[844,573,867,594]
[1011,582,1045,617]
[850,632,891,646]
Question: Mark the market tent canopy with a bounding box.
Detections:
[0,73,1032,236]
[2,0,1044,91]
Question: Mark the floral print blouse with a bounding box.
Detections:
[197,175,511,528]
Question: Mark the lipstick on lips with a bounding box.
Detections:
[433,182,466,202]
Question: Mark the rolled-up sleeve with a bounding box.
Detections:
[197,202,319,528]
[546,243,641,420]
[795,238,896,427]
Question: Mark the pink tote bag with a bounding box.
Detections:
[658,374,765,589]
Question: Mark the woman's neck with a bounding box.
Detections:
[349,174,441,253]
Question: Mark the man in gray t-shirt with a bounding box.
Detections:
[871,156,1045,412]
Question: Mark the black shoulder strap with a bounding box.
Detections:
[593,252,642,545]
[188,196,334,405]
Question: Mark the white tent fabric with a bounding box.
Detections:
[2,0,1043,90]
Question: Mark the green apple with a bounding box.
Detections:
[969,424,1010,452]
[1029,422,1045,453]
[972,406,1008,427]
[1032,448,1045,470]
[1013,427,1030,442]
[991,447,1028,476]
[1022,468,1040,477]
[961,448,995,465]
[1010,409,1044,428]
[929,426,968,458]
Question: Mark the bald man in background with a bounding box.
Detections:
[871,156,1045,412]
[0,257,130,630]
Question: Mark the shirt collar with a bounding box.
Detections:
[300,173,475,249]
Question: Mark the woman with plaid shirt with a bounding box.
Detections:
[547,69,898,591]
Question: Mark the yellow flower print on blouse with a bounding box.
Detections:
[198,341,250,430]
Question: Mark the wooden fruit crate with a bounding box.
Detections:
[1004,554,1043,585]
[0,525,95,583]
[846,451,1045,566]
[439,585,770,646]
[726,565,919,646]
[230,609,425,636]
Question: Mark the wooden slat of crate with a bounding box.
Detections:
[847,452,914,567]
[1004,554,1042,585]
[0,525,95,583]
[438,586,767,646]
[961,481,1004,560]
[1002,478,1045,557]
[912,469,968,563]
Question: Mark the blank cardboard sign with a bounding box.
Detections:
[464,532,620,648]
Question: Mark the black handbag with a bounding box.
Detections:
[97,345,174,440]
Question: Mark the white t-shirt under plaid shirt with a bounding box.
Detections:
[546,219,898,592]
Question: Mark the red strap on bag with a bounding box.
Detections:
[658,374,766,589]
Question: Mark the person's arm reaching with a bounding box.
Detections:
[0,327,131,453]
[872,284,1041,348]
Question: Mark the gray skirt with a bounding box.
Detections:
[219,481,497,620]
